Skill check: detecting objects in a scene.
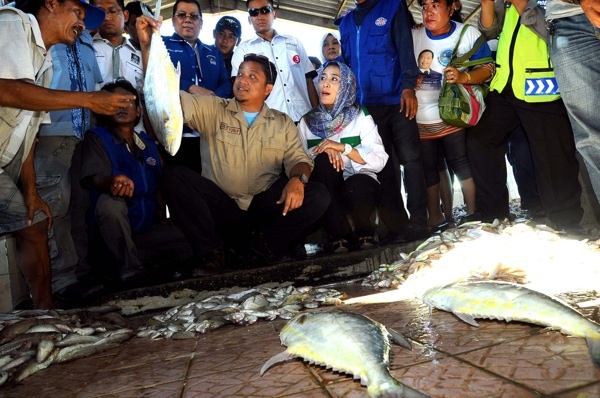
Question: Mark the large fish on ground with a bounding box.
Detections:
[141,0,183,156]
[260,311,427,398]
[423,281,600,368]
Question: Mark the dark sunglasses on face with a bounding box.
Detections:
[248,5,273,17]
[243,53,274,83]
[174,12,201,21]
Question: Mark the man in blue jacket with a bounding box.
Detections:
[163,0,232,173]
[337,0,429,243]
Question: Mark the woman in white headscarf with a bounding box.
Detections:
[312,31,343,89]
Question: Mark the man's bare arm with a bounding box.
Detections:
[0,79,135,115]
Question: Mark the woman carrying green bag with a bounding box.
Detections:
[412,0,495,230]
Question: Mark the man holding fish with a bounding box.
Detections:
[136,15,330,272]
[0,0,135,308]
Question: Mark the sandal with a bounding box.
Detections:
[358,236,375,250]
[330,239,349,253]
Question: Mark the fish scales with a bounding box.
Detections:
[143,28,183,156]
[261,311,426,398]
[423,281,600,368]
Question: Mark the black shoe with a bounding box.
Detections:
[56,280,104,301]
[385,222,431,244]
[250,234,292,265]
[193,248,225,276]
[119,264,146,282]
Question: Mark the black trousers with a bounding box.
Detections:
[163,166,330,257]
[367,105,428,233]
[309,153,381,239]
[466,90,582,227]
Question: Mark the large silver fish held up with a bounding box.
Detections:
[260,311,427,398]
[141,0,183,156]
[423,281,600,368]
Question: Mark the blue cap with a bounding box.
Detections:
[81,0,106,30]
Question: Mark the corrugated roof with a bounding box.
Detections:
[141,0,483,29]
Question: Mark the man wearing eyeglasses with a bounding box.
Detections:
[137,15,330,272]
[231,0,319,123]
[212,15,242,80]
[163,0,232,174]
[91,0,144,92]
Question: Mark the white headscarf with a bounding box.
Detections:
[320,31,342,63]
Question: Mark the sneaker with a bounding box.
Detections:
[358,236,375,250]
[330,239,349,253]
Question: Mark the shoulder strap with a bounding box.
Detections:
[450,26,491,68]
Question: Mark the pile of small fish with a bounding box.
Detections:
[362,221,499,290]
[362,219,600,299]
[137,285,343,339]
[0,306,133,386]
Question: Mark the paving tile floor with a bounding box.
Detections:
[1,295,599,398]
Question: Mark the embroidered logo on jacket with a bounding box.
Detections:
[220,122,241,135]
[292,54,300,64]
[146,157,157,166]
[375,17,387,26]
[207,55,217,65]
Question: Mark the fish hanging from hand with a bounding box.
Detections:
[141,0,183,156]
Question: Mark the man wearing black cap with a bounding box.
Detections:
[0,0,135,308]
[213,15,242,80]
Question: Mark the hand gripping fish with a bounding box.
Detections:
[261,311,427,398]
[423,281,600,368]
[141,0,183,156]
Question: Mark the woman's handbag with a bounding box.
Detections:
[438,26,494,128]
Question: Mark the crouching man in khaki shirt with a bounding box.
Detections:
[137,16,330,274]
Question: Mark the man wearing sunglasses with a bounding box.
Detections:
[137,15,330,272]
[231,0,319,124]
[162,0,232,174]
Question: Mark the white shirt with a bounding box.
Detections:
[297,109,388,182]
[412,23,482,124]
[93,33,143,91]
[231,31,314,122]
[0,9,53,171]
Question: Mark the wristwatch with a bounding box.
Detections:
[341,143,352,156]
[291,173,309,185]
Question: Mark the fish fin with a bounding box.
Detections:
[260,350,296,376]
[586,336,600,369]
[387,327,412,350]
[454,312,479,327]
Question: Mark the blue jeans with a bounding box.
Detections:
[34,136,80,292]
[550,14,600,203]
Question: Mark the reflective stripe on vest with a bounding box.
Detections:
[491,4,561,103]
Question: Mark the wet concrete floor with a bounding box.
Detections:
[2,239,600,397]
